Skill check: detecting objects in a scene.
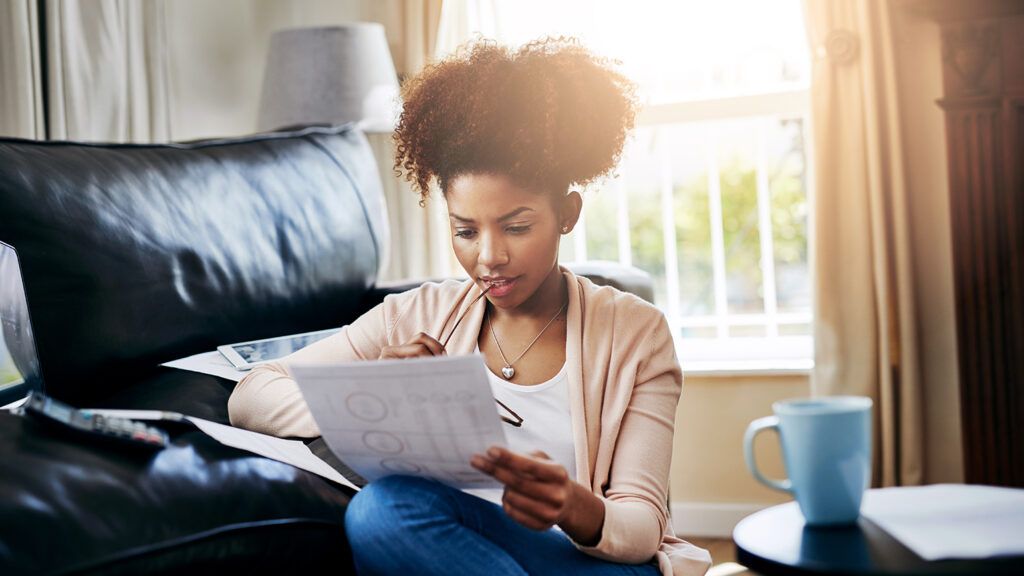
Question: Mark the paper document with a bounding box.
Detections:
[161,350,248,382]
[862,484,1024,560]
[186,417,359,491]
[292,355,508,488]
[90,409,359,491]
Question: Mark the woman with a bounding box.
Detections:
[228,38,711,576]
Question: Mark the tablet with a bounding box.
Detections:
[217,328,341,371]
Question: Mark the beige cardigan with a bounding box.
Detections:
[228,268,711,576]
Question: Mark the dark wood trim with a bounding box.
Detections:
[932,10,1024,487]
[899,0,1024,22]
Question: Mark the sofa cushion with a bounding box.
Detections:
[0,410,355,575]
[0,125,388,405]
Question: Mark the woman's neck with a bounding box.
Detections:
[488,265,566,322]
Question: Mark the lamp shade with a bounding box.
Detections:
[257,24,400,133]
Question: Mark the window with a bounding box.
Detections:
[442,0,813,371]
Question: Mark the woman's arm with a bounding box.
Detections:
[576,310,682,563]
[229,281,478,437]
[228,300,392,437]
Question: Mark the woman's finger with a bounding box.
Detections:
[378,343,435,359]
[410,332,446,356]
[471,455,565,506]
[501,498,554,531]
[486,446,569,483]
[502,487,563,525]
[495,466,564,505]
[378,332,448,360]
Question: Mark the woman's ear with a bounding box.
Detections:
[559,191,583,234]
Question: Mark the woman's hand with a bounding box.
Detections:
[471,446,605,545]
[378,332,446,360]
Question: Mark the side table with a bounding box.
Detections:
[733,499,1024,575]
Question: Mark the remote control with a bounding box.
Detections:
[21,392,169,451]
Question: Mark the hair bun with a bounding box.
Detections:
[395,37,638,200]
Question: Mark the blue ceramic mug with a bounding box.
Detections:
[744,396,872,525]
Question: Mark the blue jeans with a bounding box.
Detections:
[345,475,661,576]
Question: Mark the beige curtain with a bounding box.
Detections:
[0,0,170,142]
[0,0,44,138]
[374,0,475,282]
[391,0,444,79]
[45,0,170,142]
[367,130,455,282]
[805,0,923,487]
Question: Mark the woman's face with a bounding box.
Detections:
[446,173,573,311]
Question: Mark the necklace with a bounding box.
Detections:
[487,301,567,380]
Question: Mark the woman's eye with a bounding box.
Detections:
[454,229,477,239]
[506,225,531,235]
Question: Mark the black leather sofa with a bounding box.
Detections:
[0,125,653,575]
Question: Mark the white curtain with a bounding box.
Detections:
[0,0,44,139]
[45,0,170,142]
[805,0,923,487]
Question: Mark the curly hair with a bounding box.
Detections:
[394,37,638,202]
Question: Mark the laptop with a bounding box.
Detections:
[0,240,45,406]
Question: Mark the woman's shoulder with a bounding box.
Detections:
[381,278,468,310]
[573,273,665,326]
[572,273,672,358]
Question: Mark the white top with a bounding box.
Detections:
[463,351,576,507]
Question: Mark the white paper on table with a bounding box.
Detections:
[161,350,248,382]
[292,354,508,489]
[861,484,1024,560]
[89,409,359,491]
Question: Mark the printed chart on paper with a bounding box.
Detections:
[292,355,508,488]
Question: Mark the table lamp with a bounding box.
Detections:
[257,24,400,133]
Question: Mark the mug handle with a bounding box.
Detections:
[743,416,793,494]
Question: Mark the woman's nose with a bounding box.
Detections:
[477,231,509,267]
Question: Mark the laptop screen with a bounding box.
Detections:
[0,241,43,405]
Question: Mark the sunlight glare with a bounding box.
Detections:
[492,0,810,104]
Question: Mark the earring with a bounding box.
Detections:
[561,225,569,233]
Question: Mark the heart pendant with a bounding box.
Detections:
[501,365,515,380]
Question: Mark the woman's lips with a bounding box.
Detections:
[483,277,517,297]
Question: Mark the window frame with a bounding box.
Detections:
[570,87,815,372]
